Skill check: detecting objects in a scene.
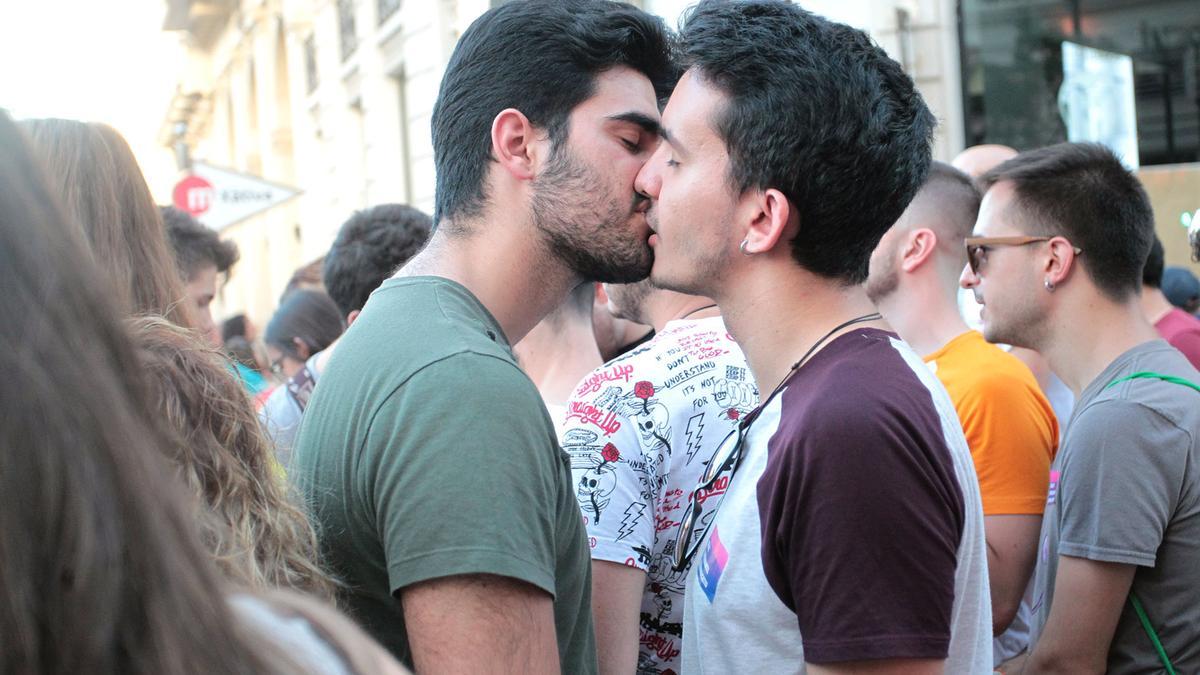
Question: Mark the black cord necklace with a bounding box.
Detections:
[752,312,883,423]
[679,303,719,321]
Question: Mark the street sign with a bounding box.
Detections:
[172,161,301,230]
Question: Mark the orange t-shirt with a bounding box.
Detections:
[926,331,1059,515]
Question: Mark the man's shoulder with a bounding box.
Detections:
[1077,347,1200,435]
[942,341,1042,402]
[323,279,514,387]
[777,332,950,450]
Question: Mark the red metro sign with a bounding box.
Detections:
[173,174,215,216]
[171,162,300,229]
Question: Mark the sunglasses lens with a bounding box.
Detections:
[702,428,741,485]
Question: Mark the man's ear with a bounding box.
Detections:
[740,188,794,255]
[900,228,939,273]
[1044,236,1080,287]
[292,337,311,360]
[345,309,361,327]
[490,108,541,182]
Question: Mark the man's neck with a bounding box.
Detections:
[396,222,579,344]
[516,318,603,408]
[1140,286,1176,326]
[644,291,720,332]
[1039,294,1161,396]
[717,265,882,394]
[877,278,970,357]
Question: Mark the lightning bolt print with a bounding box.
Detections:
[617,501,647,542]
[684,412,706,463]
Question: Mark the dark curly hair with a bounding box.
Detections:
[322,204,432,318]
[162,206,240,280]
[679,0,936,283]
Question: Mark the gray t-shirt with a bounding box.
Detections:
[1030,340,1200,672]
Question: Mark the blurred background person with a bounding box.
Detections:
[513,282,603,433]
[261,204,431,464]
[1161,266,1200,315]
[20,117,194,328]
[222,313,272,396]
[132,316,337,601]
[0,109,405,675]
[263,288,344,383]
[161,205,240,346]
[1141,237,1200,368]
[224,313,259,344]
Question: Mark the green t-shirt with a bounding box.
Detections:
[290,277,596,672]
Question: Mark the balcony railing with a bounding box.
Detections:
[378,0,400,25]
[338,0,358,61]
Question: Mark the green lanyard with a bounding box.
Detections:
[1100,370,1199,675]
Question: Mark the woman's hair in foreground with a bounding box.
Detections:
[0,111,275,673]
[19,117,193,328]
[131,316,337,601]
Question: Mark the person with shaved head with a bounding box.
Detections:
[952,143,1018,178]
[867,162,1059,667]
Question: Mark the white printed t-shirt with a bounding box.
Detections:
[560,316,758,675]
[683,329,992,674]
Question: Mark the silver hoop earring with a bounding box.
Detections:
[1044,279,1055,292]
[739,239,751,256]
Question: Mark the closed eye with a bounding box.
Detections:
[665,158,680,168]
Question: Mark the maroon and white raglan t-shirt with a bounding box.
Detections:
[682,328,991,673]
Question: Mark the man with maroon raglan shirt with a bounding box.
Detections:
[633,2,992,673]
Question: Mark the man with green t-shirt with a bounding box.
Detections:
[289,2,676,673]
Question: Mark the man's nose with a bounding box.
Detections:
[634,151,662,199]
[959,263,979,289]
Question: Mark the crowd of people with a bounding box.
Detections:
[3,0,1199,673]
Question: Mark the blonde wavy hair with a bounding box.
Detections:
[129,316,337,602]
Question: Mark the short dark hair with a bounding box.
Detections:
[430,0,677,226]
[322,204,432,317]
[221,313,250,343]
[980,143,1154,301]
[265,289,344,358]
[161,206,239,279]
[1144,236,1165,288]
[678,0,935,284]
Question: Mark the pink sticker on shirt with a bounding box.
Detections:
[697,525,728,603]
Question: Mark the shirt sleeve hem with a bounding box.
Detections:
[1058,542,1157,567]
[981,496,1048,516]
[387,547,557,599]
[588,538,650,571]
[803,635,950,664]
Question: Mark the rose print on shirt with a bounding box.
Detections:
[634,380,656,411]
[578,443,621,524]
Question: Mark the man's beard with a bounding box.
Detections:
[864,250,900,305]
[531,143,651,283]
[606,279,655,325]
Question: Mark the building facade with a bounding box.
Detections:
[162,0,1198,325]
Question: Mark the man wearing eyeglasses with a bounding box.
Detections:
[961,142,1200,673]
[632,2,992,673]
[867,162,1059,668]
[559,280,757,675]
